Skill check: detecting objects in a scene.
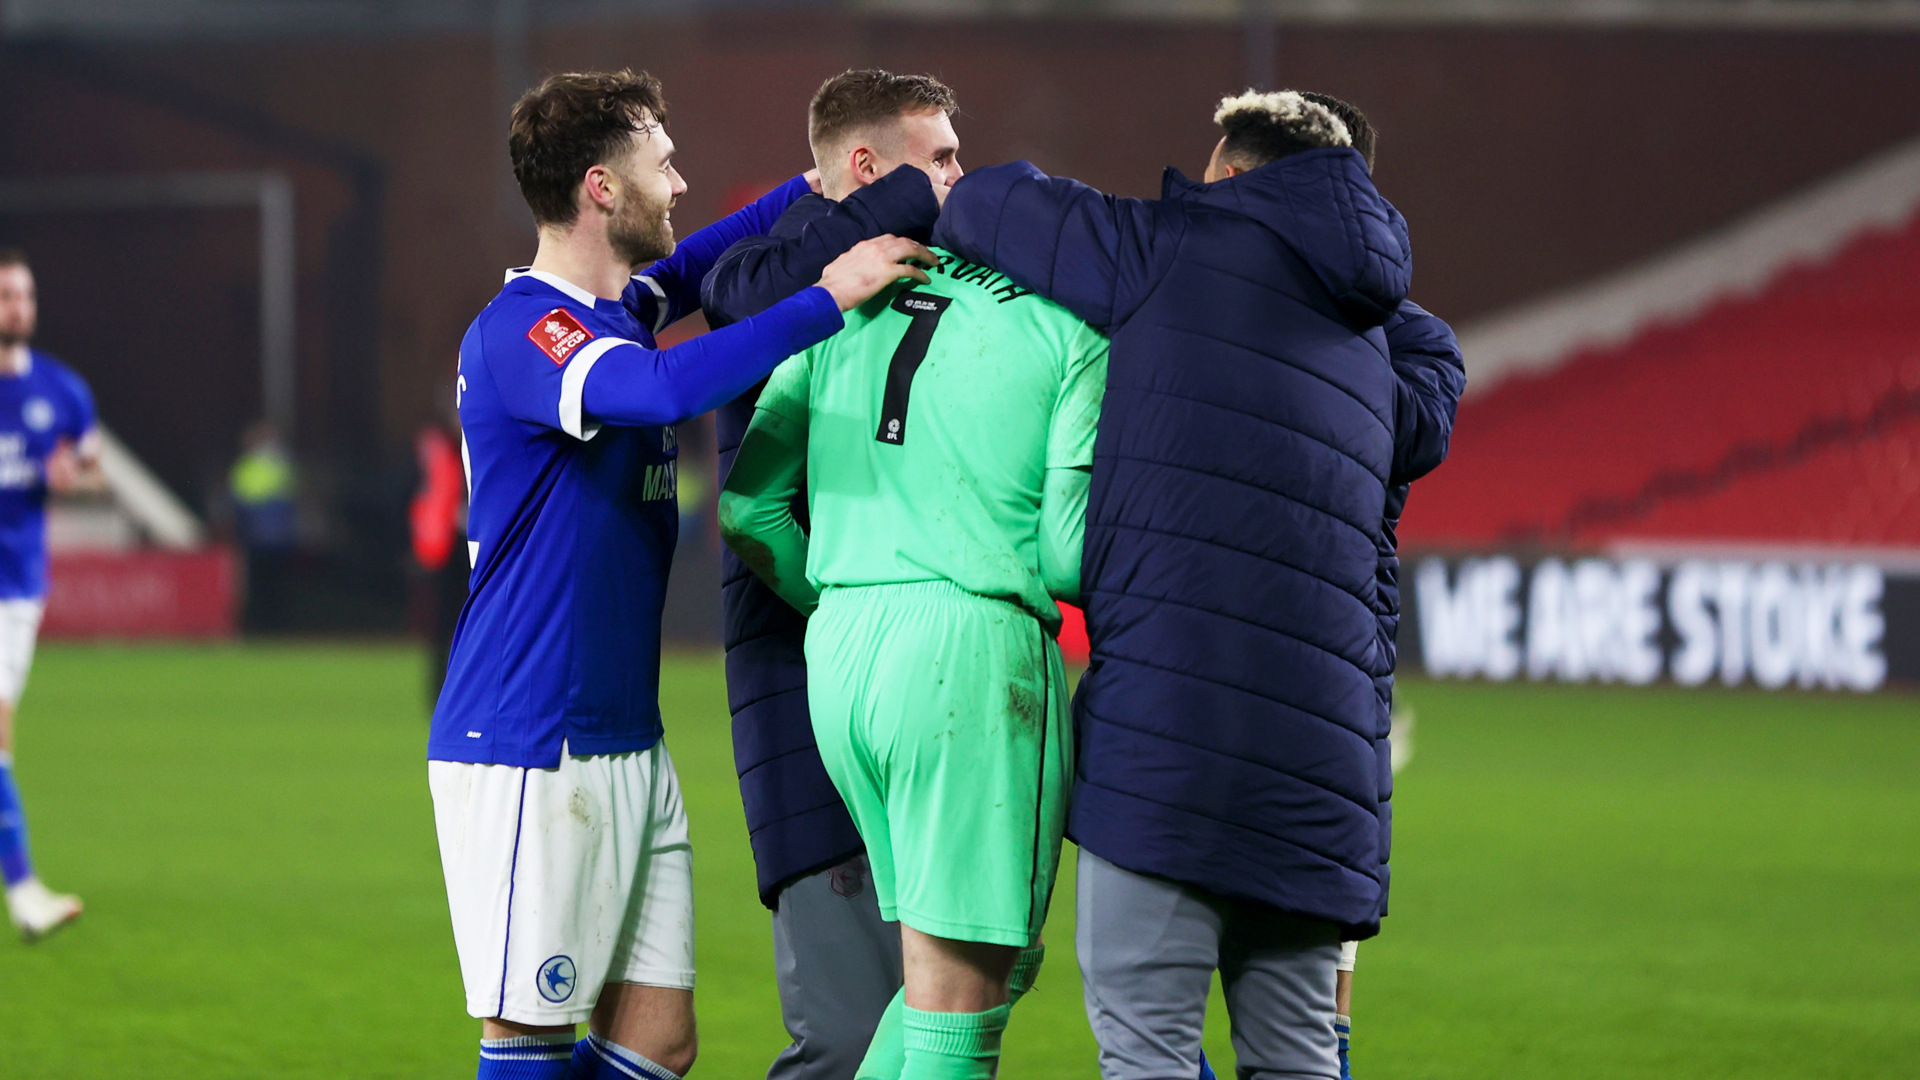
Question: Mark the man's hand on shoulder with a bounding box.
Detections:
[804,168,823,196]
[817,236,937,312]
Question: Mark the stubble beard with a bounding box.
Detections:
[610,185,676,268]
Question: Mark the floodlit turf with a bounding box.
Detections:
[0,644,1915,1078]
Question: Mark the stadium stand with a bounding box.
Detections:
[1402,137,1920,551]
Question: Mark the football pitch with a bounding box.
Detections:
[0,644,1914,1079]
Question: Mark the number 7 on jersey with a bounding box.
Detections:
[875,291,952,446]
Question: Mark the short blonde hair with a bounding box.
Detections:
[1213,89,1351,170]
[808,69,957,188]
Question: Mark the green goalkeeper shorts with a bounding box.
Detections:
[806,579,1071,948]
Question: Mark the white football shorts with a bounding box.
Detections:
[429,740,695,1026]
[0,599,45,705]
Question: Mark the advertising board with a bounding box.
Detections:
[1407,554,1914,691]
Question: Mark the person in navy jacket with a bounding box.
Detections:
[1314,89,1467,1080]
[932,91,1420,1080]
[700,71,955,1080]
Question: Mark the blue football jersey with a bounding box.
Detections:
[429,175,845,767]
[0,352,97,600]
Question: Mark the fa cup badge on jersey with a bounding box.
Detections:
[528,308,594,365]
[21,398,52,433]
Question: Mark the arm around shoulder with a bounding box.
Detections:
[934,162,1175,331]
[581,287,843,430]
[702,168,939,326]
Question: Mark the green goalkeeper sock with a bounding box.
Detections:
[856,989,907,1080]
[900,1004,1010,1080]
[857,945,1042,1080]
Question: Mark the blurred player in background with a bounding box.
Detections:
[427,70,929,1080]
[700,69,956,1080]
[933,93,1406,1080]
[0,249,104,942]
[410,398,467,707]
[229,420,297,633]
[720,245,1106,1080]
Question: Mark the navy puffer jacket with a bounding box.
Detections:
[1372,304,1465,877]
[934,150,1410,937]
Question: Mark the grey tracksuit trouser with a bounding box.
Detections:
[766,855,904,1080]
[1077,849,1343,1080]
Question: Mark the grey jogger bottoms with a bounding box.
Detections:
[1076,848,1343,1080]
[767,855,904,1080]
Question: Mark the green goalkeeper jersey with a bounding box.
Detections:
[720,248,1109,630]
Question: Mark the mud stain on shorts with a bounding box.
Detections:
[1006,644,1043,736]
[1007,681,1042,736]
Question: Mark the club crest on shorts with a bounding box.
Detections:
[829,861,866,899]
[536,955,578,1003]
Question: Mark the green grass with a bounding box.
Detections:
[0,645,1915,1077]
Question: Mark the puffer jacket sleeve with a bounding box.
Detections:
[702,166,940,326]
[1384,300,1466,486]
[933,161,1182,333]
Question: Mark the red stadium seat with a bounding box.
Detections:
[1402,212,1920,549]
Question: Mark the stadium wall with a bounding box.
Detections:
[4,19,1919,635]
[4,21,1918,477]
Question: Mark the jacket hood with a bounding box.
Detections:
[1163,147,1410,328]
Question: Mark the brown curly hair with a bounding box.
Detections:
[509,69,669,226]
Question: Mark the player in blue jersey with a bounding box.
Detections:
[0,249,104,942]
[428,70,932,1080]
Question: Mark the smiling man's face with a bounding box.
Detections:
[606,114,687,267]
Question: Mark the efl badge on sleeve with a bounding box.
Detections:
[528,308,594,365]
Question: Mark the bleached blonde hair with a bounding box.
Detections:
[1213,89,1351,149]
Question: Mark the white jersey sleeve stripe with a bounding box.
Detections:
[558,337,636,441]
[636,275,671,335]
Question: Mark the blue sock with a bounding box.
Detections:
[1197,1050,1218,1080]
[0,753,34,887]
[477,1033,573,1079]
[1335,1014,1352,1080]
[571,1033,681,1080]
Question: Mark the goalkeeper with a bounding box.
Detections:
[720,251,1106,1080]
